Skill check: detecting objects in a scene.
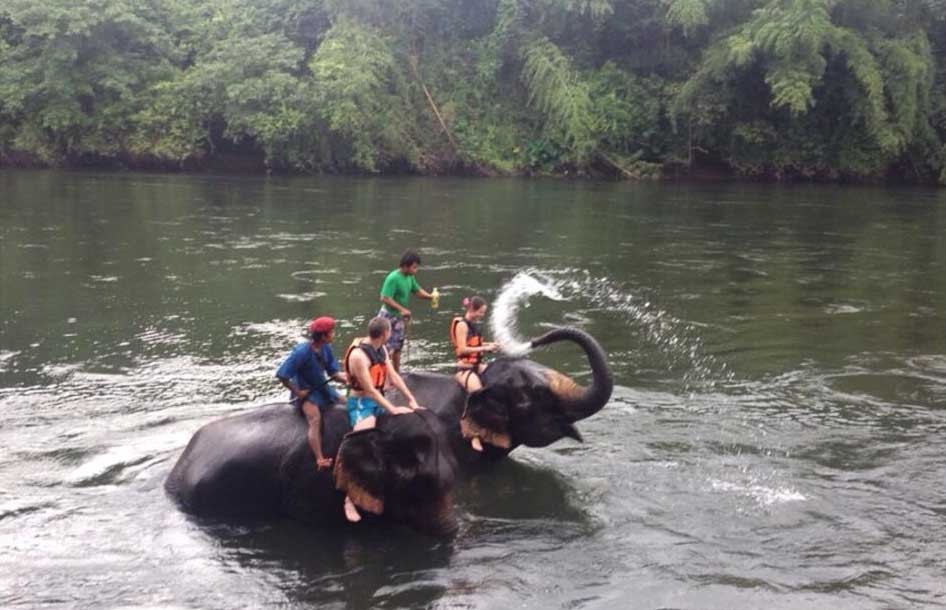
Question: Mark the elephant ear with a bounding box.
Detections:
[508,384,584,447]
[461,386,514,449]
[333,429,385,515]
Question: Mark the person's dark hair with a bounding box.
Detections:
[463,296,487,311]
[399,250,421,268]
[368,316,391,339]
[310,330,328,342]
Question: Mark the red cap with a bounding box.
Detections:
[309,316,336,334]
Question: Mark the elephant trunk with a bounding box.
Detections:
[407,493,458,536]
[530,327,614,422]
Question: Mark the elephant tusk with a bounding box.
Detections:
[460,417,512,449]
[333,456,384,515]
[546,370,584,402]
[530,326,614,422]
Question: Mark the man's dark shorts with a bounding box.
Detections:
[291,384,342,412]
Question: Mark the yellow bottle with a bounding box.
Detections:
[431,287,440,309]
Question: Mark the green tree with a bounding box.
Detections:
[673,0,944,180]
[308,18,420,172]
[0,0,941,182]
[0,0,179,163]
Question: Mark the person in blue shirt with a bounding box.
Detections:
[276,316,348,470]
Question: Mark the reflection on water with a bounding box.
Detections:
[181,459,589,609]
[0,171,944,609]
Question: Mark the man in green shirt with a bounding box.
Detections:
[378,250,434,371]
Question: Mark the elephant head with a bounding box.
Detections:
[333,408,460,534]
[463,326,613,449]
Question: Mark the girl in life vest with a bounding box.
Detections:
[451,296,500,451]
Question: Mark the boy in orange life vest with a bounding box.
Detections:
[451,296,499,451]
[341,316,424,522]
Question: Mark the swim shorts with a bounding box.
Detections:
[347,395,386,426]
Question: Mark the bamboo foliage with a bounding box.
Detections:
[674,0,941,172]
[561,0,615,18]
[309,19,419,172]
[521,36,597,161]
[663,0,710,35]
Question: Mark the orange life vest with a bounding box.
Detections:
[345,339,387,394]
[450,316,483,367]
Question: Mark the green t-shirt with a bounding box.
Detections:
[380,269,421,315]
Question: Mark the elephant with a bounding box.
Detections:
[164,326,612,534]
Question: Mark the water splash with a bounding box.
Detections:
[709,478,806,508]
[0,350,18,372]
[490,272,564,356]
[561,273,731,388]
[489,269,730,389]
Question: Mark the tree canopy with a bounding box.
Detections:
[1,0,943,182]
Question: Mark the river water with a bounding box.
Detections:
[0,171,943,609]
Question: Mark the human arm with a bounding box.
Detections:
[277,376,309,401]
[385,354,422,410]
[276,349,309,400]
[411,275,432,300]
[324,347,348,384]
[380,272,413,317]
[380,295,411,318]
[454,322,498,357]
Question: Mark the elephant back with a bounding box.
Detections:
[165,403,347,522]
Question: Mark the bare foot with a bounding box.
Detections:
[344,496,362,523]
[471,436,483,452]
[316,457,333,470]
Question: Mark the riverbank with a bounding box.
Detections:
[3,151,943,185]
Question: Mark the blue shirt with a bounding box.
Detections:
[276,342,341,408]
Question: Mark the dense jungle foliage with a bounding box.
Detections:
[1,0,944,182]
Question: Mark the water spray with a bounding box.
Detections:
[489,272,564,357]
[489,269,730,389]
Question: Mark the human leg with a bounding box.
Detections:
[352,414,377,432]
[302,400,332,469]
[455,369,486,451]
[380,310,406,373]
[343,415,378,521]
[343,397,382,522]
[467,370,483,392]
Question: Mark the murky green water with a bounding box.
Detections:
[1,170,944,609]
